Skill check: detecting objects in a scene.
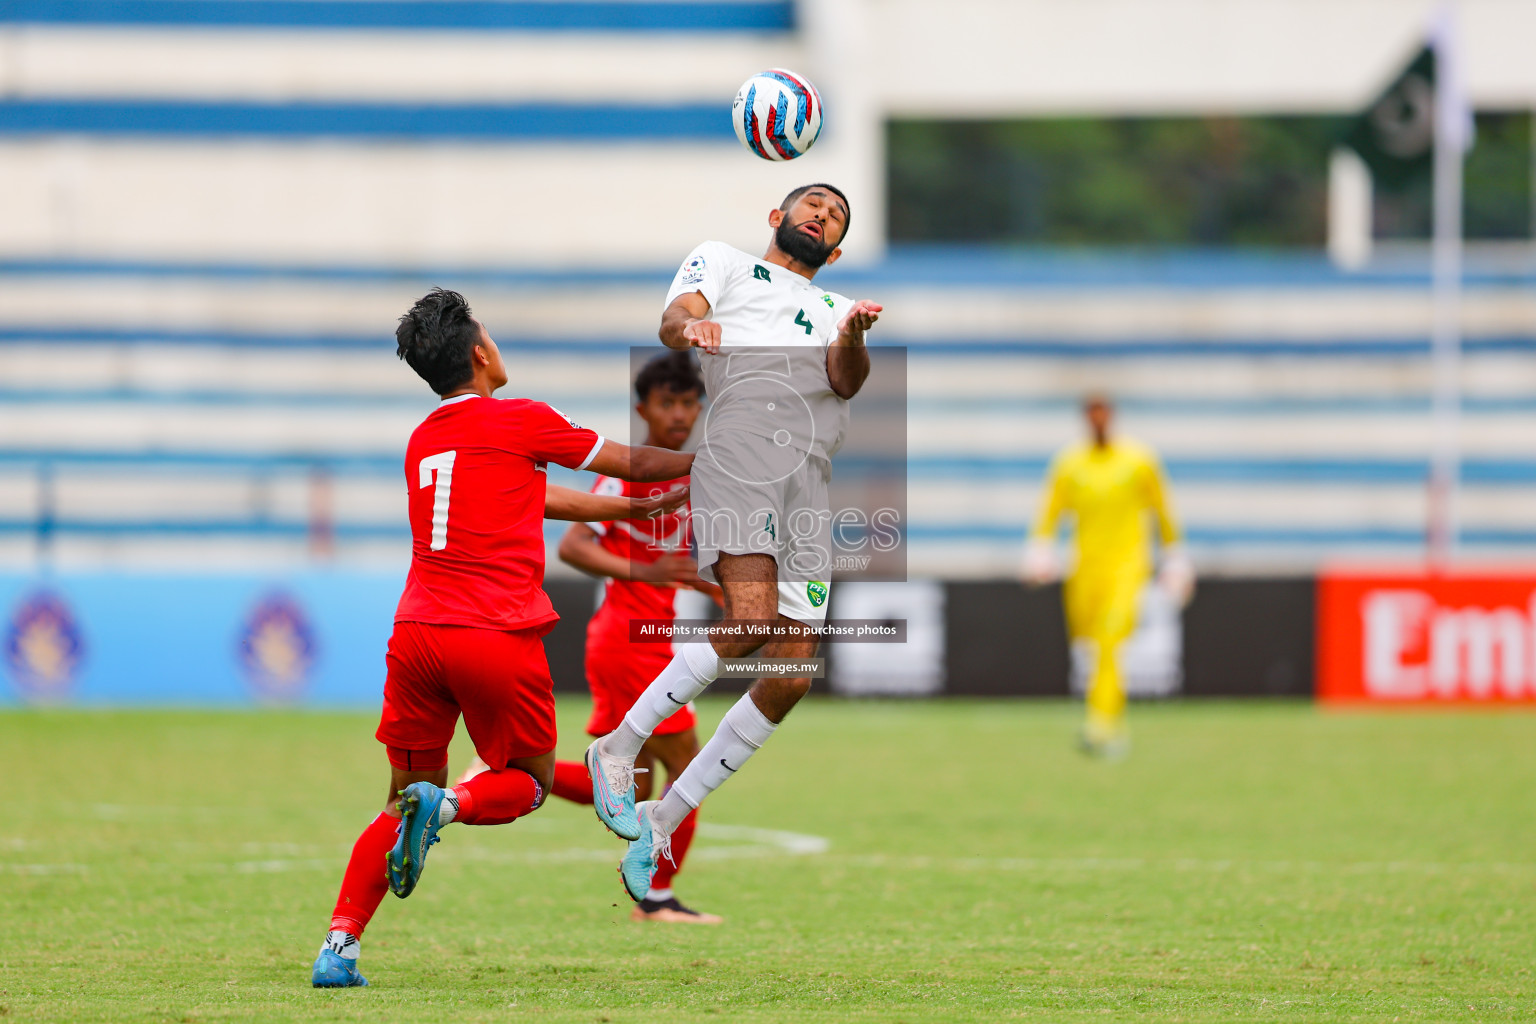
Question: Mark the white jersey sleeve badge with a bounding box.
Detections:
[665,241,735,310]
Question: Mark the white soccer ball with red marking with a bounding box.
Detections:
[732,69,823,161]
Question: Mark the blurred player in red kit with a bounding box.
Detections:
[456,351,723,923]
[311,289,694,988]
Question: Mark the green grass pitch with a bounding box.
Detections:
[2,698,1534,1023]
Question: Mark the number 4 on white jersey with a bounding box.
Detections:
[419,450,456,550]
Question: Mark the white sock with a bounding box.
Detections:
[437,790,459,825]
[321,929,359,961]
[652,694,776,835]
[605,642,721,760]
[644,886,674,902]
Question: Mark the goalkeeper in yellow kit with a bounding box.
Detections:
[1024,395,1193,756]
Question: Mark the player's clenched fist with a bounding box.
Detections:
[836,300,882,344]
[683,318,723,354]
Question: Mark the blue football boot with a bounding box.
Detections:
[619,801,673,903]
[311,948,368,988]
[586,738,642,841]
[386,781,448,898]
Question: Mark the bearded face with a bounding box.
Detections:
[773,213,839,268]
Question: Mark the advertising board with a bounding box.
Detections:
[1317,571,1536,704]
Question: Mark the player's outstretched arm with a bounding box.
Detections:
[544,482,688,522]
[827,300,880,399]
[585,439,694,482]
[1022,456,1068,585]
[558,521,702,586]
[660,293,722,354]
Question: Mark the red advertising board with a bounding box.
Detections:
[1317,571,1536,704]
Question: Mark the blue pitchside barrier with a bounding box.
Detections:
[0,572,403,707]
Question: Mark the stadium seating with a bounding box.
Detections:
[4,253,1534,575]
[3,4,1532,576]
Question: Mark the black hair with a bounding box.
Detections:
[781,182,851,240]
[395,287,481,395]
[634,350,705,402]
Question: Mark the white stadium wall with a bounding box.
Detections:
[874,0,1536,115]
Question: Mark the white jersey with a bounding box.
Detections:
[665,240,855,462]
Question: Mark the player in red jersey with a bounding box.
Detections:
[311,289,694,989]
[456,351,723,923]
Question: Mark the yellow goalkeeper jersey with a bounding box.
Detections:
[1031,437,1181,576]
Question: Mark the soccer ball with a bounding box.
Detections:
[732,69,823,161]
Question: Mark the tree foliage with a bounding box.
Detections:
[888,114,1530,246]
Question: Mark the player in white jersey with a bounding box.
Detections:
[585,184,882,900]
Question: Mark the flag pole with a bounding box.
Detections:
[1427,2,1464,570]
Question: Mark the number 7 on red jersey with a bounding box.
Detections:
[418,450,456,551]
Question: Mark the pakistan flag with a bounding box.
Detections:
[1342,46,1437,186]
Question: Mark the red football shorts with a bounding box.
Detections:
[584,633,696,738]
[377,621,557,768]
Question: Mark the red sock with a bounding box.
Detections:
[650,807,697,891]
[452,768,541,826]
[329,812,399,937]
[551,760,594,805]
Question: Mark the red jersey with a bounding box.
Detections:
[586,473,691,647]
[395,394,603,633]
